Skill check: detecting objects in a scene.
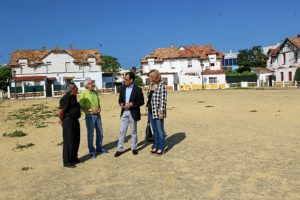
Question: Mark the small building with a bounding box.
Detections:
[251,67,274,87]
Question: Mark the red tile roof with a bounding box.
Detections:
[141,45,224,63]
[288,36,300,49]
[202,69,225,75]
[14,76,47,81]
[10,48,104,67]
[267,45,281,57]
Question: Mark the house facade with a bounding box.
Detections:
[9,48,104,97]
[267,35,300,82]
[141,45,225,90]
[222,50,239,71]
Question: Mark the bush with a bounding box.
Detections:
[294,68,300,81]
[226,71,257,76]
[3,130,27,137]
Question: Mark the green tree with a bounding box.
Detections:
[237,46,267,73]
[101,55,121,75]
[134,75,144,87]
[0,65,11,90]
[294,68,300,81]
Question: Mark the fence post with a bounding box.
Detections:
[51,84,54,97]
[257,80,260,87]
[282,81,285,87]
[7,86,10,99]
[22,83,24,94]
[43,84,46,98]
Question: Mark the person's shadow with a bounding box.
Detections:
[79,135,131,162]
[138,132,186,154]
[164,132,186,153]
[79,132,186,161]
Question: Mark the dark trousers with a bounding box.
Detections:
[62,117,80,166]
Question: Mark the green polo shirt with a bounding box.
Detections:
[79,89,100,114]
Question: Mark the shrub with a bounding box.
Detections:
[3,130,27,137]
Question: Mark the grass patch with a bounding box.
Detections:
[8,104,57,128]
[15,143,35,150]
[35,124,48,128]
[3,130,27,137]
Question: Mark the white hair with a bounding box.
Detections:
[84,78,93,88]
[65,82,76,92]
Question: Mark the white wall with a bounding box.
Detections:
[142,57,222,75]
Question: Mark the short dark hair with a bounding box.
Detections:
[125,72,135,81]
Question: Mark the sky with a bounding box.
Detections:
[0,0,299,68]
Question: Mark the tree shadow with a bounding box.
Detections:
[164,132,186,154]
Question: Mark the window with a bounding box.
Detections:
[289,71,292,81]
[34,81,40,86]
[188,59,192,68]
[80,82,84,88]
[283,53,286,64]
[210,63,215,67]
[295,52,298,63]
[209,77,217,83]
[46,62,52,73]
[281,72,284,81]
[65,62,70,72]
[233,58,237,65]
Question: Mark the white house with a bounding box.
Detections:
[267,35,300,82]
[141,45,225,90]
[9,48,104,97]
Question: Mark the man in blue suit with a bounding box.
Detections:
[114,72,144,157]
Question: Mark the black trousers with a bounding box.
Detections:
[62,117,80,166]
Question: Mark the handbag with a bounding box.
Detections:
[145,119,154,142]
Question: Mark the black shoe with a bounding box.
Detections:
[64,164,76,168]
[114,151,122,157]
[132,149,138,155]
[71,158,81,164]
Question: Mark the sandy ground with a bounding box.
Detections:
[0,89,300,200]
